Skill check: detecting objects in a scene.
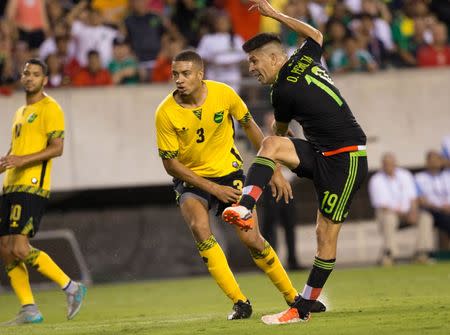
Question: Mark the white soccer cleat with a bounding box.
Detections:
[222,205,254,231]
[261,308,310,325]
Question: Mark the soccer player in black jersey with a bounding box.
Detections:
[222,0,368,325]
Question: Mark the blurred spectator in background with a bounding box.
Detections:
[280,0,317,55]
[108,37,139,85]
[219,0,261,41]
[46,0,68,31]
[196,11,246,92]
[0,18,16,92]
[368,152,434,266]
[69,1,118,67]
[39,21,75,62]
[151,34,185,82]
[415,150,450,251]
[125,0,171,80]
[354,13,388,68]
[330,35,378,73]
[170,0,204,47]
[72,49,112,86]
[417,22,450,67]
[324,18,349,68]
[359,0,394,53]
[260,113,302,270]
[6,0,50,51]
[45,52,69,88]
[54,34,81,81]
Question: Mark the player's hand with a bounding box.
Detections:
[0,155,27,169]
[213,185,242,204]
[248,0,279,18]
[269,169,293,203]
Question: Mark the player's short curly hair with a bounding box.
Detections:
[242,33,282,53]
[173,50,204,68]
[25,58,48,76]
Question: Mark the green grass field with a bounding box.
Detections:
[0,262,449,335]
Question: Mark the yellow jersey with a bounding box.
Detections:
[155,80,251,178]
[3,95,65,198]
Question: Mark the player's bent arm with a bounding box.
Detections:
[162,158,241,203]
[240,119,265,151]
[252,0,323,46]
[0,138,63,169]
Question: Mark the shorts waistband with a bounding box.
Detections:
[322,145,366,157]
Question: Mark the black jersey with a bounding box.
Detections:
[271,38,366,153]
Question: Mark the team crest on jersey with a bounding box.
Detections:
[193,109,202,120]
[214,111,224,123]
[27,113,37,123]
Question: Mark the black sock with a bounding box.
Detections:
[239,156,276,210]
[295,257,335,317]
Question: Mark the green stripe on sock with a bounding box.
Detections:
[197,236,217,251]
[253,157,276,170]
[314,258,335,270]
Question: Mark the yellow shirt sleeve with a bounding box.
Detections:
[155,108,179,159]
[45,102,65,139]
[227,86,252,126]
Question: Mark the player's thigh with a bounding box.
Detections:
[3,193,47,238]
[315,153,368,223]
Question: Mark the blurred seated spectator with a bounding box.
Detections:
[417,22,450,67]
[196,11,246,92]
[108,37,139,85]
[330,35,378,73]
[354,13,389,68]
[125,0,166,64]
[69,3,118,67]
[324,18,349,66]
[39,20,76,62]
[55,34,81,80]
[46,0,68,31]
[72,49,112,86]
[415,150,450,251]
[281,0,317,55]
[170,0,204,47]
[368,152,434,266]
[6,0,49,50]
[360,0,394,52]
[45,53,70,88]
[151,35,185,82]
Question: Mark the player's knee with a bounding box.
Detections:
[260,136,282,158]
[11,245,30,261]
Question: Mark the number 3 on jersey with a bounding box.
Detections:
[196,128,205,143]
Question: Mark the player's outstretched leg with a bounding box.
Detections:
[1,304,44,326]
[64,281,87,320]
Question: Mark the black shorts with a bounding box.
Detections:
[290,139,368,223]
[0,192,48,237]
[173,170,244,216]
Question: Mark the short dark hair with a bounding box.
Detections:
[173,50,203,68]
[24,58,48,76]
[87,49,100,58]
[242,33,282,53]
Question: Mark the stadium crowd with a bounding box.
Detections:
[0,0,449,92]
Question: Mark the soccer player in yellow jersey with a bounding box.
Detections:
[155,50,325,319]
[0,59,86,325]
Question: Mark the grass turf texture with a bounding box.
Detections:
[0,262,449,335]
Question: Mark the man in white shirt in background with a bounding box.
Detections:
[415,150,450,251]
[368,152,434,266]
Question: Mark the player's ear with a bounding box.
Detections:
[43,75,48,87]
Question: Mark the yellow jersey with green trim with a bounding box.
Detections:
[3,95,65,197]
[155,80,251,178]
